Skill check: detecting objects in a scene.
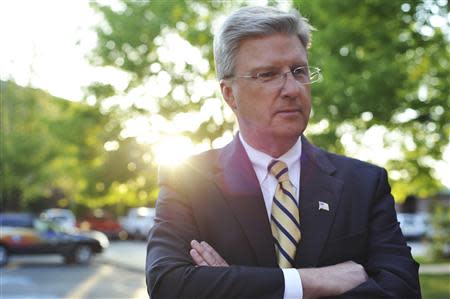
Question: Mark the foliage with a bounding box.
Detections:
[88,0,449,201]
[88,0,244,144]
[2,81,71,210]
[296,0,449,199]
[0,81,156,214]
[429,201,450,259]
[2,0,448,212]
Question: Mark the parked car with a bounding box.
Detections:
[120,207,155,239]
[77,209,127,240]
[0,212,109,266]
[40,208,76,230]
[397,212,429,241]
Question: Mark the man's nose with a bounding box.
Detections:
[280,72,302,98]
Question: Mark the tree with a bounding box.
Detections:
[1,81,157,213]
[89,0,449,200]
[296,0,449,199]
[1,81,70,211]
[88,0,242,144]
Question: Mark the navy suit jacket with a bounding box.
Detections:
[146,135,420,298]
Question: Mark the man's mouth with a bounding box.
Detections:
[275,109,301,117]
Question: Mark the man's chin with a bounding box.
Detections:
[265,130,304,145]
[274,124,305,139]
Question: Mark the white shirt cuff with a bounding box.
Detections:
[282,268,303,299]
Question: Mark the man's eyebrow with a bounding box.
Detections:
[247,62,309,73]
[246,65,279,73]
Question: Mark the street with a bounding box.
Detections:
[0,241,148,299]
[0,240,447,299]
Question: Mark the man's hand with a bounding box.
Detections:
[190,240,229,267]
[299,261,369,299]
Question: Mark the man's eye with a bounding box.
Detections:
[292,67,308,77]
[257,71,278,80]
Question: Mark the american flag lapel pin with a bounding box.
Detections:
[318,201,330,211]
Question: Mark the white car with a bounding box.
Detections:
[120,207,155,239]
[397,212,429,241]
[40,208,76,231]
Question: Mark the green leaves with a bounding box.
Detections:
[1,81,157,213]
[3,0,448,213]
[298,0,449,198]
[86,0,449,200]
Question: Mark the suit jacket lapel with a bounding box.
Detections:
[212,135,343,267]
[295,137,344,267]
[213,135,277,267]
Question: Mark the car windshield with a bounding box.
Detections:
[34,219,66,233]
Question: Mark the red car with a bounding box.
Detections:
[77,209,127,240]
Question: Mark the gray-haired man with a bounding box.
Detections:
[146,6,420,299]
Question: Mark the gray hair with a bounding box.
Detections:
[213,6,313,80]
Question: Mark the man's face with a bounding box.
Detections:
[221,33,312,151]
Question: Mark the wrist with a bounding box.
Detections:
[298,268,326,299]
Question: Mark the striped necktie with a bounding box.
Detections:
[268,160,301,268]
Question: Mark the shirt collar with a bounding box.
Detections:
[239,133,302,183]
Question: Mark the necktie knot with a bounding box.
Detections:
[268,160,290,183]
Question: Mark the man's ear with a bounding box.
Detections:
[220,79,237,111]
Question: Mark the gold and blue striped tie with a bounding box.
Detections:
[268,160,301,268]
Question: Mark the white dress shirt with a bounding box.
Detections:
[239,133,303,299]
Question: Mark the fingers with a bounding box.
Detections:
[200,241,229,266]
[190,248,208,266]
[190,240,229,267]
[190,240,210,266]
[190,240,219,266]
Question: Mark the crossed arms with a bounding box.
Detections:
[190,239,369,298]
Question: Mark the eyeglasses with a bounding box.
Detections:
[229,66,322,88]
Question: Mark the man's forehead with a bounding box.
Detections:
[234,34,308,70]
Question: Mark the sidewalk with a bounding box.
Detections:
[97,240,146,273]
[98,240,450,275]
[420,263,450,275]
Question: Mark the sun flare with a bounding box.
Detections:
[153,136,197,166]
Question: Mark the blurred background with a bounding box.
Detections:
[1,0,449,298]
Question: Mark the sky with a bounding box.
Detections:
[1,0,449,188]
[0,1,100,100]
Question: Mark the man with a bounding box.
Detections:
[146,6,420,299]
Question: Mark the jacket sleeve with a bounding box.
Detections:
[330,168,421,299]
[146,166,285,299]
